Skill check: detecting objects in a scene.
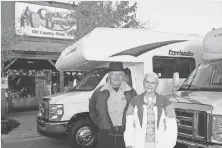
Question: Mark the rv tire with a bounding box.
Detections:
[68,118,96,148]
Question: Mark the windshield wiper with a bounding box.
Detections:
[179,85,222,91]
[196,87,222,91]
[179,85,189,89]
[179,85,201,90]
[189,85,201,90]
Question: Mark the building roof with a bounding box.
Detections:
[12,40,70,53]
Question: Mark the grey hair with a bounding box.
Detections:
[144,72,159,84]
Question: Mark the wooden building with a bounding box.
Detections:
[1,1,81,110]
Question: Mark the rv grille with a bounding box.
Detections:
[175,109,207,142]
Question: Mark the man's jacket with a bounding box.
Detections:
[124,93,178,148]
[89,83,137,131]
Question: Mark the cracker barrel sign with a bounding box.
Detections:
[15,2,77,39]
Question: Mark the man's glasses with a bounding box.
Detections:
[110,74,125,79]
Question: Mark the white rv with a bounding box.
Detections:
[36,28,202,148]
[168,28,222,148]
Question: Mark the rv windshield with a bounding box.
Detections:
[71,68,108,91]
[179,60,222,91]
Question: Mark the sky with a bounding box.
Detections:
[5,0,222,37]
[136,0,222,36]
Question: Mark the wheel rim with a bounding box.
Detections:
[76,126,95,146]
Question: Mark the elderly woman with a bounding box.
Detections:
[124,72,178,148]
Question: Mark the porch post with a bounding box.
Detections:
[60,71,64,92]
[1,60,6,118]
[1,89,6,117]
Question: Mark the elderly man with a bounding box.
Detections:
[124,72,178,148]
[89,62,137,148]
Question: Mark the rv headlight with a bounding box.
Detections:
[49,104,64,121]
[212,115,222,143]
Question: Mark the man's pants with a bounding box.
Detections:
[96,130,125,148]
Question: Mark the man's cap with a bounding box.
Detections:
[108,62,125,72]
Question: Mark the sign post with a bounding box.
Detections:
[1,77,8,117]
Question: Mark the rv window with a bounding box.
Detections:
[152,59,162,76]
[163,59,175,77]
[153,56,196,78]
[180,60,222,91]
[212,64,222,86]
[124,68,132,87]
[176,58,196,78]
[71,68,108,91]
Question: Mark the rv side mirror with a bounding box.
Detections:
[173,72,180,92]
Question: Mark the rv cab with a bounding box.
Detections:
[169,27,222,148]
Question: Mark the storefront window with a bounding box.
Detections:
[8,75,35,98]
[64,71,86,91]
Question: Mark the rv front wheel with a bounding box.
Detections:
[68,119,96,148]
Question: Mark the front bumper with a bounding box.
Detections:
[177,140,222,148]
[36,116,68,137]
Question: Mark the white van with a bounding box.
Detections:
[168,28,222,148]
[36,28,202,148]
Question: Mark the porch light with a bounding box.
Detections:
[27,61,34,64]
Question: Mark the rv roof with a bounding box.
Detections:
[56,27,202,71]
[76,27,201,59]
[202,27,222,61]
